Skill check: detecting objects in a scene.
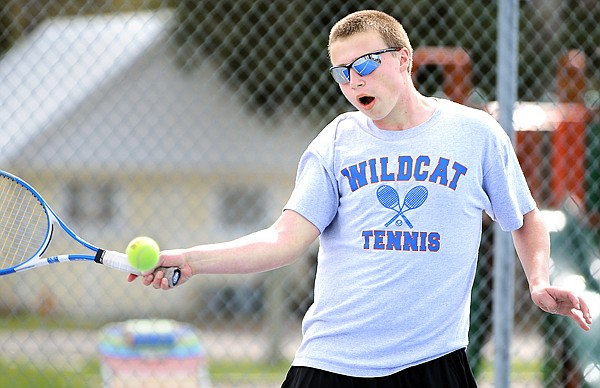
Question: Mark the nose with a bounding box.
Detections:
[349,71,365,88]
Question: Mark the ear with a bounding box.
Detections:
[396,47,411,71]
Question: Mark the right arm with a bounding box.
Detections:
[129,209,320,289]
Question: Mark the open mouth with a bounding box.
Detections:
[358,95,375,108]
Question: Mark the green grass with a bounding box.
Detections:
[0,314,291,386]
[0,313,101,331]
[478,359,544,382]
[210,359,290,384]
[0,355,549,387]
[0,314,544,386]
[0,359,101,388]
[0,356,290,388]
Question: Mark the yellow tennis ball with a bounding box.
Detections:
[126,236,160,272]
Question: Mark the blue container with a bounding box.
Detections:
[99,319,210,387]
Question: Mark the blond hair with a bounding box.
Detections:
[328,10,413,73]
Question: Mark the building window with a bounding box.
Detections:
[66,180,117,225]
[218,185,268,231]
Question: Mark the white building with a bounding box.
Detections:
[0,11,314,319]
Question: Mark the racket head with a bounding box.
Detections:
[0,171,52,273]
[376,185,400,209]
[403,185,428,210]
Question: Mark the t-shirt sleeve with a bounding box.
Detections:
[284,148,339,233]
[482,126,536,231]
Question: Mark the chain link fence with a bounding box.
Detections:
[0,0,599,387]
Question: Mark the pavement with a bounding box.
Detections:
[0,327,545,387]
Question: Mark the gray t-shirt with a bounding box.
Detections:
[285,98,535,377]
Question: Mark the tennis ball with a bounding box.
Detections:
[126,236,160,272]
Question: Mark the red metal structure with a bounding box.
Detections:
[412,47,591,209]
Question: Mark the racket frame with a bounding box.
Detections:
[0,171,179,287]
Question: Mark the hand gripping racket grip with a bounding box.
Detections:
[96,250,180,287]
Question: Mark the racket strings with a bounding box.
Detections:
[403,187,428,209]
[376,186,400,209]
[0,176,48,269]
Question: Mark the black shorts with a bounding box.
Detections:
[281,348,478,388]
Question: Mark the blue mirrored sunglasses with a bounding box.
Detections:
[329,47,401,84]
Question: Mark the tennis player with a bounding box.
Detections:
[130,10,592,387]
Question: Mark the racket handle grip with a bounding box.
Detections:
[401,213,413,229]
[154,266,181,288]
[97,250,180,287]
[385,213,401,227]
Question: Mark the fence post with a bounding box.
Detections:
[494,0,519,387]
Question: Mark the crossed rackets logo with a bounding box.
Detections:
[376,184,428,228]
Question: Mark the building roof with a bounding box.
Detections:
[0,11,311,173]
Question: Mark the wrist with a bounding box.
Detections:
[528,277,550,293]
[182,248,201,276]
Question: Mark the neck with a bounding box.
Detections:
[374,90,437,131]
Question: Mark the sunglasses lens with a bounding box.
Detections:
[329,52,385,84]
[330,67,350,84]
[353,55,380,76]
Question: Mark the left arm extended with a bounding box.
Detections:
[512,208,593,331]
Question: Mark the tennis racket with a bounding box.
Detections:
[377,185,428,228]
[0,170,180,287]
